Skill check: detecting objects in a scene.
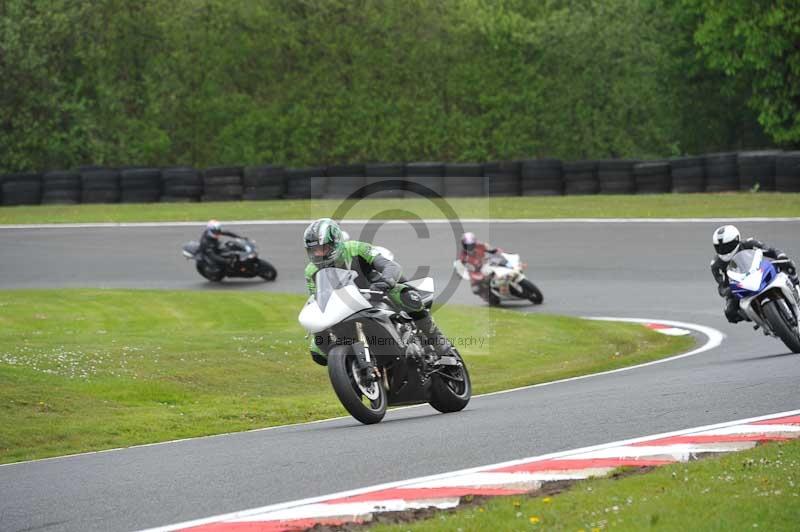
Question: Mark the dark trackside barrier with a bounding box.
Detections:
[1,150,798,205]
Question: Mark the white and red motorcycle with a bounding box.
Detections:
[454,253,543,306]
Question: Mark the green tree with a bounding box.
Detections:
[684,0,800,145]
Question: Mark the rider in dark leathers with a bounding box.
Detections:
[303,218,455,366]
[200,220,244,271]
[710,225,798,323]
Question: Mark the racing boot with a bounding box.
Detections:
[414,314,456,358]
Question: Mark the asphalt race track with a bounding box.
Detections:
[0,219,798,532]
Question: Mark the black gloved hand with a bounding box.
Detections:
[718,285,731,298]
[370,280,392,293]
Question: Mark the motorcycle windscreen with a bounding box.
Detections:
[727,249,761,282]
[224,238,250,252]
[728,249,766,295]
[298,268,372,333]
[501,253,520,268]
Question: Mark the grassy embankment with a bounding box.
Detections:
[373,438,800,532]
[0,289,691,464]
[0,193,798,224]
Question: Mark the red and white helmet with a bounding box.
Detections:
[712,225,741,261]
[461,232,477,253]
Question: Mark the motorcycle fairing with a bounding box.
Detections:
[739,271,799,334]
[727,248,800,336]
[182,240,200,258]
[727,249,776,299]
[299,268,372,333]
[500,253,521,268]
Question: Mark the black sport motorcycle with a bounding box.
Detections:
[182,237,277,282]
[298,268,471,424]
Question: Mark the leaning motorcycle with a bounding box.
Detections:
[181,237,277,282]
[454,253,543,306]
[298,269,471,424]
[727,248,800,353]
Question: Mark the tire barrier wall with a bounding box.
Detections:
[1,151,799,205]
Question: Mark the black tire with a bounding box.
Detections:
[669,156,706,193]
[258,260,277,281]
[81,189,120,204]
[195,261,224,282]
[428,349,471,413]
[81,169,119,190]
[121,189,160,203]
[326,164,365,177]
[203,166,243,179]
[762,299,800,353]
[737,150,779,191]
[1,181,42,205]
[484,161,521,196]
[597,160,637,194]
[163,184,202,198]
[162,167,202,188]
[203,175,242,187]
[404,162,445,198]
[328,346,386,424]
[324,175,365,199]
[563,161,598,195]
[161,195,200,203]
[41,190,80,204]
[775,152,800,192]
[520,159,564,196]
[284,168,327,199]
[242,185,285,200]
[520,279,543,304]
[244,165,286,187]
[363,175,406,198]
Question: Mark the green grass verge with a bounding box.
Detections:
[0,193,798,224]
[0,289,692,464]
[373,439,800,532]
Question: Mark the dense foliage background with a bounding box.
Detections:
[1,0,796,173]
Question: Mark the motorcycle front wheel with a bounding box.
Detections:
[258,259,278,281]
[328,346,387,424]
[520,279,544,305]
[763,299,800,353]
[429,349,471,413]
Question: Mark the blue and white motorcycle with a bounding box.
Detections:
[727,248,800,353]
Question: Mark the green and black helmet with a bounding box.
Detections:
[304,218,344,268]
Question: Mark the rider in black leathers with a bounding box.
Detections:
[710,225,798,323]
[200,220,243,271]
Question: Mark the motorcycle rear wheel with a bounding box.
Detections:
[328,346,387,424]
[763,299,800,353]
[196,262,224,282]
[429,349,471,413]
